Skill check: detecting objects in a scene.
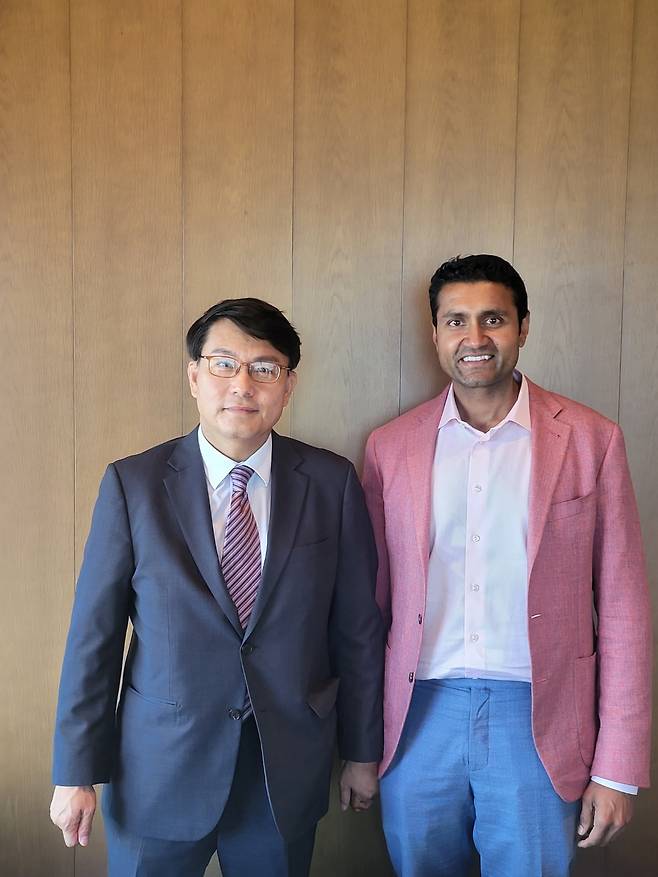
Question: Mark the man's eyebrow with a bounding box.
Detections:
[478,309,509,318]
[207,347,279,362]
[439,308,509,319]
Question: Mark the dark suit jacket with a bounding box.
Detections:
[52,429,384,842]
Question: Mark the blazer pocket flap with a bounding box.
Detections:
[547,491,595,522]
[307,677,340,718]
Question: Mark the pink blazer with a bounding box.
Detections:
[362,379,652,799]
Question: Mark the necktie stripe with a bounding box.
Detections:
[225,546,261,579]
[222,531,259,573]
[221,465,261,632]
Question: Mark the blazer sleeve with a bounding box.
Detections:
[361,432,392,632]
[52,463,134,786]
[591,424,653,787]
[329,463,384,763]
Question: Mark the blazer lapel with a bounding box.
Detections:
[163,429,242,635]
[244,432,307,637]
[406,390,448,579]
[527,380,571,578]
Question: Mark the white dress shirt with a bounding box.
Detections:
[418,373,532,682]
[417,374,636,795]
[197,427,272,568]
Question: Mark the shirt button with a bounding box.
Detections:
[472,534,480,543]
[228,708,242,721]
[470,633,479,642]
[474,484,483,492]
[471,583,480,592]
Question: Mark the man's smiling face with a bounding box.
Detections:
[432,281,529,391]
[187,318,296,460]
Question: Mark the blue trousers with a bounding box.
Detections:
[380,679,579,877]
[104,716,316,877]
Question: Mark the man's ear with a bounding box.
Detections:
[187,360,199,399]
[283,370,297,407]
[519,312,530,347]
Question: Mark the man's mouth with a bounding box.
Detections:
[459,354,494,363]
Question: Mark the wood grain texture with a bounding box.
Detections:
[71,0,183,552]
[514,0,633,420]
[612,1,658,873]
[401,0,520,411]
[70,2,183,873]
[292,0,405,468]
[183,0,294,437]
[293,0,404,868]
[0,2,74,875]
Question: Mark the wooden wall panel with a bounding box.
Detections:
[183,0,294,437]
[401,0,520,411]
[70,2,183,873]
[292,0,405,468]
[514,0,633,421]
[0,2,73,876]
[293,0,404,872]
[2,1,658,875]
[615,1,658,874]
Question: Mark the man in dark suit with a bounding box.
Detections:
[50,298,383,877]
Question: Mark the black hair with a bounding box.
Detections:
[186,298,301,368]
[429,254,529,329]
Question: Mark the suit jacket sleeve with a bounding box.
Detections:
[591,424,653,786]
[362,432,392,632]
[330,463,384,763]
[52,463,134,785]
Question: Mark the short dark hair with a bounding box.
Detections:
[429,254,528,328]
[186,298,301,368]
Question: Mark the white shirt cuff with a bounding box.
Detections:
[591,776,638,795]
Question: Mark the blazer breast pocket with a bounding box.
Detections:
[546,491,595,522]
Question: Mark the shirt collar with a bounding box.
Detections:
[438,370,531,435]
[197,427,272,490]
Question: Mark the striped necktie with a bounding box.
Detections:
[221,465,261,629]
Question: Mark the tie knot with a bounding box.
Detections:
[230,465,254,496]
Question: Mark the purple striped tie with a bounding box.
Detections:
[222,465,261,629]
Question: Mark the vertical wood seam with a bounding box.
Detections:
[67,1,77,868]
[511,0,523,266]
[398,0,410,418]
[618,0,638,428]
[180,0,186,438]
[291,0,297,438]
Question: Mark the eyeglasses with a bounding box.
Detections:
[199,355,292,383]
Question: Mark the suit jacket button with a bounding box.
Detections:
[242,644,254,655]
[408,672,414,683]
[228,708,242,720]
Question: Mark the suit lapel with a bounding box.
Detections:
[163,429,243,635]
[406,390,448,579]
[527,380,571,578]
[245,432,307,637]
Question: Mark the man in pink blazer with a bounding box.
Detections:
[362,254,652,876]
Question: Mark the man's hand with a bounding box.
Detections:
[50,785,97,847]
[339,761,379,813]
[577,781,634,848]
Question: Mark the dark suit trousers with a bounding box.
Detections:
[104,717,317,877]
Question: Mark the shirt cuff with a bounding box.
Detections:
[591,776,638,795]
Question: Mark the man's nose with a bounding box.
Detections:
[464,323,487,348]
[230,365,255,394]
